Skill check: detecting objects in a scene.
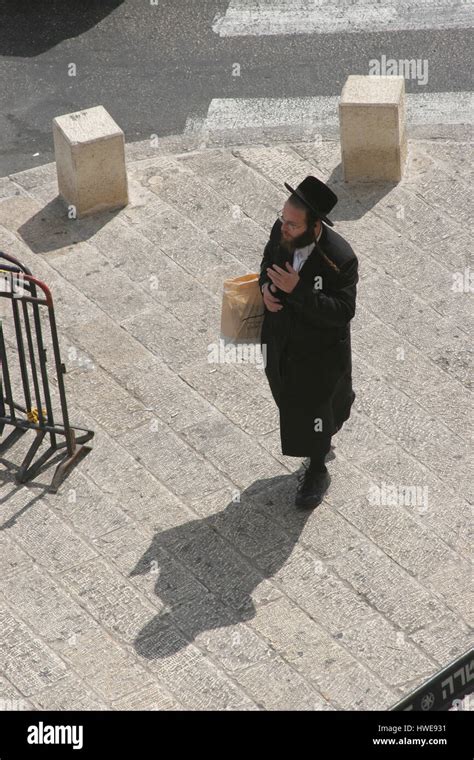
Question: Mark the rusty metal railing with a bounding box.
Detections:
[0,251,94,492]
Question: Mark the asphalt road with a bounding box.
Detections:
[0,0,472,175]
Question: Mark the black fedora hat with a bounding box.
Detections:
[284,175,338,227]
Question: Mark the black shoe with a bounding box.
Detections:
[295,465,331,509]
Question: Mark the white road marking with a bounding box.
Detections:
[212,0,473,36]
[185,91,473,138]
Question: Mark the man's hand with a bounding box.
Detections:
[262,282,283,312]
[266,262,300,293]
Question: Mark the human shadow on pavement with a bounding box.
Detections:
[129,470,321,659]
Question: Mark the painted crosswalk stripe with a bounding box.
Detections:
[212,0,473,36]
[185,92,473,136]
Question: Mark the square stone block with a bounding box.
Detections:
[53,106,129,218]
[339,75,407,182]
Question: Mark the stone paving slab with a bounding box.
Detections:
[0,137,471,711]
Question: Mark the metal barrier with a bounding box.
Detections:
[391,648,473,711]
[0,251,94,492]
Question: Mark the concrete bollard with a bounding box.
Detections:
[339,75,407,182]
[52,105,129,218]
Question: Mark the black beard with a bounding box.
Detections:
[279,225,316,253]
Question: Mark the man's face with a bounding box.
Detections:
[279,201,316,252]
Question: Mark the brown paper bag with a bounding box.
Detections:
[220,273,264,344]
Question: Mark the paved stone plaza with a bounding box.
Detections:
[0,136,471,710]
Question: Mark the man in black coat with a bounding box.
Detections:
[258,176,358,509]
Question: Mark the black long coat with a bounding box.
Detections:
[258,219,359,457]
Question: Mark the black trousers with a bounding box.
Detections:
[309,427,332,469]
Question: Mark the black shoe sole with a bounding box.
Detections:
[294,474,331,509]
[295,494,325,509]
